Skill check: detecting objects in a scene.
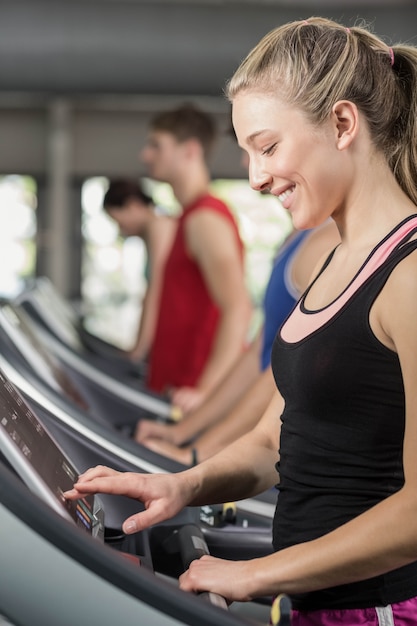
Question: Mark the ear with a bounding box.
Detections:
[183,137,204,160]
[331,100,359,151]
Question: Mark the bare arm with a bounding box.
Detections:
[135,331,262,445]
[179,331,262,437]
[145,365,276,465]
[129,217,176,361]
[192,365,276,461]
[65,388,283,533]
[179,251,417,602]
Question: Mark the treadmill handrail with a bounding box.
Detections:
[0,354,170,476]
[0,354,276,520]
[0,306,62,394]
[23,279,82,349]
[0,461,258,626]
[25,319,172,418]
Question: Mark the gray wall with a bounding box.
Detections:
[1,1,416,97]
[1,0,416,294]
[1,0,417,178]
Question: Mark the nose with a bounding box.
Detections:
[249,158,272,193]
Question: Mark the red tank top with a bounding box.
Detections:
[147,193,244,393]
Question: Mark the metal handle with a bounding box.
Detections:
[270,594,292,626]
[175,524,229,610]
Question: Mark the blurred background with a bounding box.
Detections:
[1,0,416,348]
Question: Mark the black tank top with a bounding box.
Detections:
[271,215,417,610]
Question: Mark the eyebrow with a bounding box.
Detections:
[246,129,270,146]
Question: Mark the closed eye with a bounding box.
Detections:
[262,143,277,156]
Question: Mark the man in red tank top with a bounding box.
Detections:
[140,103,252,414]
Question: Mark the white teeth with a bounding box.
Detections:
[278,187,294,203]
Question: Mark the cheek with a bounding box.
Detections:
[302,141,340,188]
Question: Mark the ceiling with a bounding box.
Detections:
[1,0,416,98]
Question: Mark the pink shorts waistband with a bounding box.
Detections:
[290,595,417,625]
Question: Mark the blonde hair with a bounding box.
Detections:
[226,17,417,204]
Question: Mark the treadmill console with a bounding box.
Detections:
[0,304,89,410]
[0,367,104,539]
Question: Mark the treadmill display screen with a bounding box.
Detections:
[0,368,103,537]
[0,305,89,410]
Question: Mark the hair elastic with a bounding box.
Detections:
[389,47,395,66]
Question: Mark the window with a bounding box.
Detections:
[81,176,292,348]
[0,175,37,298]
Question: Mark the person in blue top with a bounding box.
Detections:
[135,220,339,464]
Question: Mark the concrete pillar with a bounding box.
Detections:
[44,98,73,298]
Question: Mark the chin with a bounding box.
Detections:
[291,214,312,231]
[292,210,326,232]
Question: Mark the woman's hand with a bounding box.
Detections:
[64,465,194,534]
[179,555,258,603]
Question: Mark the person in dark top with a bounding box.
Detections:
[103,178,177,365]
[65,18,417,625]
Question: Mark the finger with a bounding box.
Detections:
[73,472,143,499]
[122,500,173,534]
[63,466,121,499]
[77,465,120,481]
[178,555,214,593]
[175,397,194,414]
[63,487,88,499]
[178,569,204,594]
[137,422,168,443]
[143,438,169,454]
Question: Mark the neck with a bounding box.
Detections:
[140,209,156,241]
[334,164,416,253]
[171,165,211,208]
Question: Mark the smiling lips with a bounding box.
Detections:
[278,186,295,208]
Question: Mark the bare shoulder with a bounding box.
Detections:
[149,215,177,255]
[381,246,417,306]
[157,214,177,234]
[302,220,340,255]
[374,246,417,351]
[185,207,239,258]
[151,214,177,237]
[186,206,235,230]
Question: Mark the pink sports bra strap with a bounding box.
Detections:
[280,216,417,344]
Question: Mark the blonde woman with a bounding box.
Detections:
[66,18,417,625]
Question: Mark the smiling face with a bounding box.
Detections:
[232,91,353,230]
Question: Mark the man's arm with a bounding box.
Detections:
[135,331,262,445]
[144,365,276,465]
[192,365,276,461]
[172,209,252,412]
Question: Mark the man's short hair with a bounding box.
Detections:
[149,103,217,158]
[103,179,153,210]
